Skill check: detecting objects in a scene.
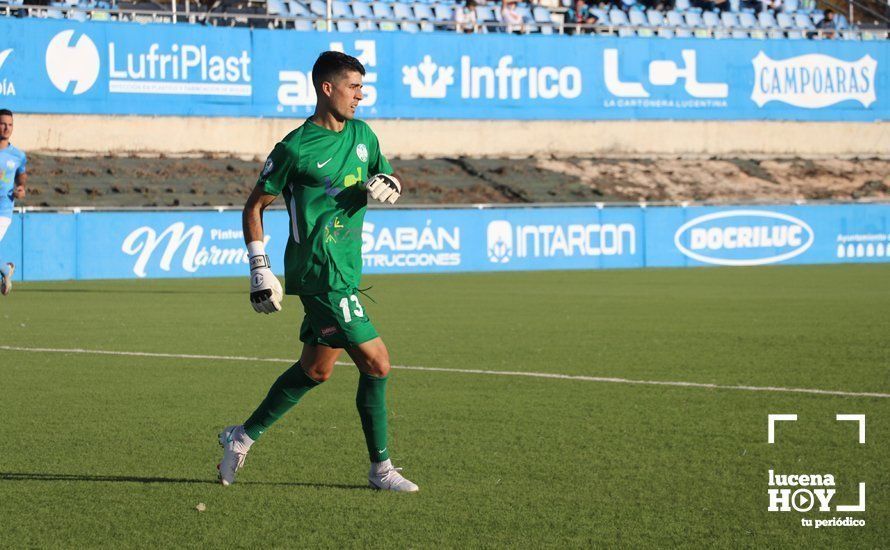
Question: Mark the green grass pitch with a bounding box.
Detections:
[0,264,887,548]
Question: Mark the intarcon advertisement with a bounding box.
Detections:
[0,18,886,121]
[0,203,887,281]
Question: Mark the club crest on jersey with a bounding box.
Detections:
[5,160,14,169]
[356,144,368,163]
[261,157,274,177]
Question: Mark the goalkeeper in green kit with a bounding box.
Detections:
[217,51,418,492]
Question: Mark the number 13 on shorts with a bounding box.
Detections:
[339,294,365,323]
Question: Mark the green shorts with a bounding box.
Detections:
[298,288,379,349]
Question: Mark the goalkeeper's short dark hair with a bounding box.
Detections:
[0,109,12,118]
[312,51,366,91]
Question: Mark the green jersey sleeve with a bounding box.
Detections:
[259,141,300,196]
[368,133,393,176]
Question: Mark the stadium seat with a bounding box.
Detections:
[608,6,634,35]
[309,0,325,16]
[331,0,351,18]
[646,8,664,27]
[775,12,793,29]
[684,11,702,27]
[665,10,683,24]
[370,1,392,19]
[412,2,434,21]
[737,11,757,28]
[474,4,496,21]
[810,10,824,25]
[720,11,739,28]
[7,0,875,39]
[266,0,286,15]
[757,10,777,29]
[392,2,414,20]
[515,5,532,24]
[336,19,357,31]
[629,8,651,36]
[475,4,498,31]
[702,10,720,28]
[686,12,711,38]
[793,13,814,30]
[433,4,453,22]
[370,2,397,30]
[609,7,629,26]
[591,7,608,24]
[287,1,311,17]
[665,9,691,36]
[532,6,552,34]
[351,1,373,18]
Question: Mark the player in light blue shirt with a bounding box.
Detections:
[0,109,27,296]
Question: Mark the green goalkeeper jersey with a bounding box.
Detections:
[258,118,393,295]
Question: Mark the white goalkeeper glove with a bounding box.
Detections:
[364,174,402,204]
[247,241,283,314]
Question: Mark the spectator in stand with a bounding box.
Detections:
[759,0,781,11]
[566,0,598,34]
[455,0,478,33]
[692,0,728,11]
[815,9,837,38]
[501,0,527,33]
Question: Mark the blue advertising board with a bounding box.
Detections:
[0,18,886,121]
[0,203,886,281]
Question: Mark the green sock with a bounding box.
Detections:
[356,373,391,463]
[243,361,321,441]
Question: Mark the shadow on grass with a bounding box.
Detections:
[17,288,241,295]
[0,472,368,491]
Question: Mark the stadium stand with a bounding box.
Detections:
[0,0,887,39]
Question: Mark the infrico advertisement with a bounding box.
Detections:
[0,203,887,281]
[0,18,886,120]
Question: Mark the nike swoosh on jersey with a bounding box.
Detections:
[317,158,333,169]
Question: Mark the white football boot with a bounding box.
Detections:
[217,425,252,486]
[1,262,14,296]
[368,460,419,493]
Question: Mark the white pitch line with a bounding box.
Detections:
[1,345,888,399]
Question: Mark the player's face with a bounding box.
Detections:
[328,70,364,121]
[0,116,12,141]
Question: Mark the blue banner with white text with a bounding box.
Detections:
[0,203,886,281]
[0,18,886,120]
